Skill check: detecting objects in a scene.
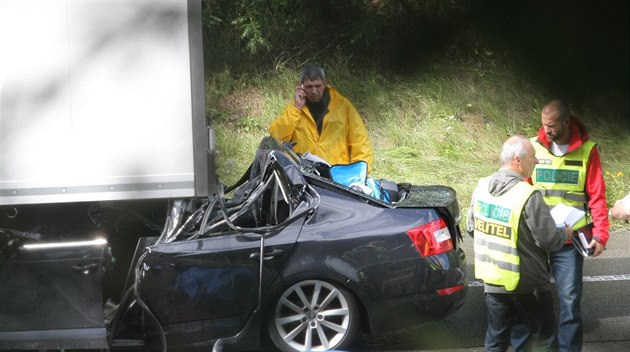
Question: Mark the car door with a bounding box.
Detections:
[138,219,304,338]
[137,151,319,342]
[0,238,109,350]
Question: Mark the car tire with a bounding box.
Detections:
[268,279,359,352]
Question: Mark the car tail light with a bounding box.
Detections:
[407,218,453,256]
[436,284,465,296]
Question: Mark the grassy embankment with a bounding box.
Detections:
[206,56,630,230]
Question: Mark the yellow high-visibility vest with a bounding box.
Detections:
[473,177,535,291]
[531,138,595,230]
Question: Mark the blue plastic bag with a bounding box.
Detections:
[329,161,388,202]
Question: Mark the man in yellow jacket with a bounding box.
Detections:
[269,64,373,171]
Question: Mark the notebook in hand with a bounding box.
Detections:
[571,223,594,257]
[550,203,586,228]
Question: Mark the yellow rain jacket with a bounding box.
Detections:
[269,87,373,172]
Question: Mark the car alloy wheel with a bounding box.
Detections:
[269,279,359,352]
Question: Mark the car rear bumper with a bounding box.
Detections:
[367,282,467,336]
[361,247,467,335]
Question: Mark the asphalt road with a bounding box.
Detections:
[352,230,630,351]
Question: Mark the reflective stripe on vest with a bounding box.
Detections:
[473,177,535,291]
[531,138,595,230]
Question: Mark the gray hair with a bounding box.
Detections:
[500,135,529,166]
[300,64,326,83]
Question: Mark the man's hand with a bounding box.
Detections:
[294,84,306,109]
[562,223,573,241]
[588,239,605,257]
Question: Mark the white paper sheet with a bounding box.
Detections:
[550,203,585,228]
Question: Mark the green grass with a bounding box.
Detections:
[206,56,630,230]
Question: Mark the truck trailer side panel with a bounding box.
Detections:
[0,0,211,206]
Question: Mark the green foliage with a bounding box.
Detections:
[201,0,472,72]
[203,2,629,229]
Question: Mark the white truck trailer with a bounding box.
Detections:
[0,1,215,349]
[0,0,214,206]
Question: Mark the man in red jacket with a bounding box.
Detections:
[513,99,609,352]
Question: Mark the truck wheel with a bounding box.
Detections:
[268,279,359,352]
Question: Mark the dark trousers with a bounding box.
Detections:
[484,291,557,352]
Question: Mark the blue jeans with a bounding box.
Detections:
[511,245,583,352]
[484,291,557,352]
[551,244,584,352]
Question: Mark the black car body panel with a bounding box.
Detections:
[270,185,466,336]
[138,220,305,343]
[0,231,110,349]
[0,137,466,351]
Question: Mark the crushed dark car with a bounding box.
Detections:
[0,137,467,352]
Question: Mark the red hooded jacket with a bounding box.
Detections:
[532,116,610,245]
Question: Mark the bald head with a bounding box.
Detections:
[542,99,570,121]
